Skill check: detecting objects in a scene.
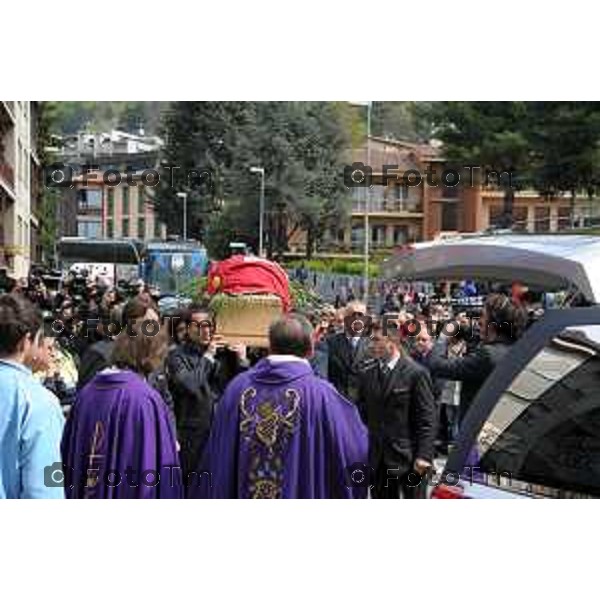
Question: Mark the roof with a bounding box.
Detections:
[381,233,600,303]
[57,237,144,264]
[146,241,206,253]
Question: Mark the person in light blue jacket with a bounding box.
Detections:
[0,294,65,499]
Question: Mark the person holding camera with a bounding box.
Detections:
[412,320,466,453]
[0,294,65,499]
[428,293,529,424]
[166,302,249,484]
[326,301,371,403]
[306,311,330,378]
[357,322,436,499]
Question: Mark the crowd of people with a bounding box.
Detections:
[0,265,537,499]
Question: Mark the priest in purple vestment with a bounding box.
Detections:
[61,308,183,499]
[190,314,368,499]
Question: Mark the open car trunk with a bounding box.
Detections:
[381,234,600,304]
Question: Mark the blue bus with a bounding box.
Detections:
[143,241,209,296]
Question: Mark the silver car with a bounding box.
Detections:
[382,233,600,498]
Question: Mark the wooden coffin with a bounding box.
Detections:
[209,293,283,348]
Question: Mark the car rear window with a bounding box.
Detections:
[466,326,600,498]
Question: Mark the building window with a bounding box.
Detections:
[371,224,386,247]
[393,226,407,245]
[442,184,459,199]
[352,186,367,209]
[441,202,459,231]
[122,218,130,237]
[78,189,102,210]
[395,184,408,200]
[535,206,551,232]
[138,186,145,211]
[351,224,364,247]
[107,188,114,215]
[558,206,572,230]
[17,141,22,183]
[138,217,146,239]
[107,220,114,238]
[77,220,102,238]
[122,186,130,215]
[513,207,528,232]
[489,205,503,228]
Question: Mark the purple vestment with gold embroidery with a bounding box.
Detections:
[61,370,183,499]
[190,358,368,499]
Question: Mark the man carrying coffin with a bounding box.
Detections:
[191,314,368,499]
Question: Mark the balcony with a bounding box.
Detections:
[351,186,423,215]
[0,162,15,195]
[30,102,40,156]
[352,197,423,215]
[1,101,15,123]
[30,160,42,217]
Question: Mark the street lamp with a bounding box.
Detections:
[249,166,265,257]
[349,101,372,305]
[176,192,187,241]
[364,102,372,306]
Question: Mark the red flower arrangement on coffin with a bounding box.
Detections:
[207,255,291,312]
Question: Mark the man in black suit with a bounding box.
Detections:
[166,302,249,483]
[326,301,371,403]
[358,323,436,499]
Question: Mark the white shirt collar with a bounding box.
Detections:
[267,354,310,366]
[387,355,400,372]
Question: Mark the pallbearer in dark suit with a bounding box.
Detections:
[327,301,371,403]
[358,323,436,499]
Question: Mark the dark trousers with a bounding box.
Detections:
[372,460,428,499]
[179,429,208,486]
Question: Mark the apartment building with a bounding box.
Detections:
[51,130,166,242]
[0,101,42,278]
[287,136,599,257]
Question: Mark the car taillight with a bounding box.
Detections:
[431,484,467,499]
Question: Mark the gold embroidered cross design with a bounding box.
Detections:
[238,387,301,498]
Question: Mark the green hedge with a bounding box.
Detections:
[286,258,380,277]
[179,276,208,302]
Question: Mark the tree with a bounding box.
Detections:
[429,102,531,228]
[225,101,350,259]
[527,102,600,226]
[431,102,600,230]
[117,101,145,133]
[156,102,351,258]
[371,101,434,141]
[39,188,61,263]
[154,102,254,241]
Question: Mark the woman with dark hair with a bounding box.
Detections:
[0,295,65,498]
[78,296,176,429]
[61,304,183,498]
[427,293,529,424]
